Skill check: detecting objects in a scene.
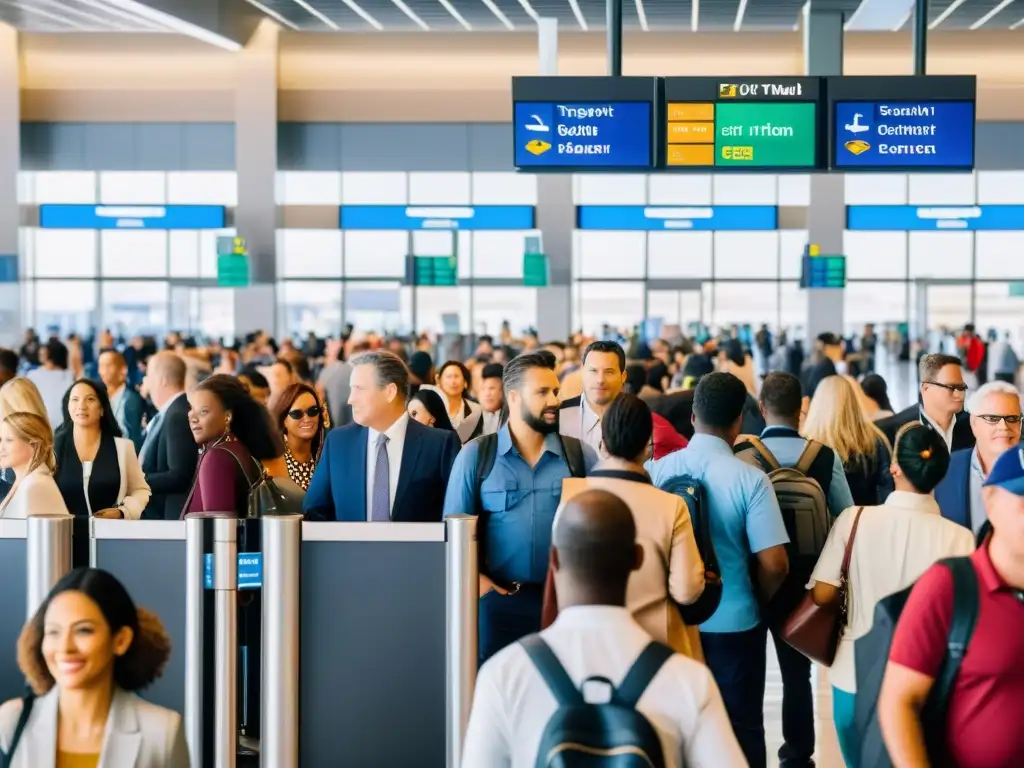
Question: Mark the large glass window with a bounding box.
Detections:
[574,231,645,280]
[345,282,403,334]
[31,230,98,278]
[647,232,713,279]
[976,232,1024,280]
[714,232,779,280]
[576,281,644,336]
[908,232,973,280]
[278,281,343,337]
[100,231,168,278]
[99,172,165,204]
[277,230,343,278]
[844,232,907,280]
[101,281,169,337]
[975,282,1024,347]
[34,280,97,335]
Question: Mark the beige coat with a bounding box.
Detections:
[557,472,707,660]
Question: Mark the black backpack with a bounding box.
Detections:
[855,557,979,768]
[522,635,673,768]
[657,475,722,626]
[0,694,34,768]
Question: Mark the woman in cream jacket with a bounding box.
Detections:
[546,393,707,659]
[0,411,71,519]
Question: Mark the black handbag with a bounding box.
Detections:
[214,446,302,518]
[0,694,34,768]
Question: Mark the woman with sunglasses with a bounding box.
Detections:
[265,382,328,499]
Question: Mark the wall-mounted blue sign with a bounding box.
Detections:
[340,206,534,231]
[0,255,17,283]
[203,552,263,590]
[833,101,974,169]
[39,204,226,230]
[513,101,652,169]
[847,205,1024,231]
[576,206,778,231]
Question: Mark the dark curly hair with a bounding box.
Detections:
[56,378,123,440]
[194,374,283,460]
[18,568,171,695]
[268,382,327,462]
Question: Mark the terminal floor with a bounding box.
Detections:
[765,635,843,768]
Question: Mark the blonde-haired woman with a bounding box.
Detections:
[0,412,71,519]
[0,378,50,501]
[803,375,894,507]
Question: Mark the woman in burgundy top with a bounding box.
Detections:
[182,374,283,517]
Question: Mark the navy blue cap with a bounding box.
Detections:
[983,445,1024,495]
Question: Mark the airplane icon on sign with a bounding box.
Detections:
[845,113,869,134]
[524,115,550,132]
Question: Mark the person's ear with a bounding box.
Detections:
[758,401,768,420]
[890,461,901,478]
[632,543,644,573]
[112,626,134,657]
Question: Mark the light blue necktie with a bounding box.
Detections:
[138,410,164,464]
[371,434,391,522]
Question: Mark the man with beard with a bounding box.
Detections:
[559,340,627,455]
[444,352,598,662]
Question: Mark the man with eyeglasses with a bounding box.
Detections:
[935,381,1022,535]
[878,353,975,455]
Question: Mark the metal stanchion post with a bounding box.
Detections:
[184,517,206,767]
[445,515,479,768]
[260,515,302,768]
[26,516,72,619]
[214,518,239,768]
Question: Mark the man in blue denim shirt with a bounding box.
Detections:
[444,353,597,662]
[648,372,789,768]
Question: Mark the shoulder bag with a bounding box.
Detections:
[779,506,864,666]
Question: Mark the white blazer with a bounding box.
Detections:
[0,687,189,768]
[0,466,71,519]
[97,437,151,520]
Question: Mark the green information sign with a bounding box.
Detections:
[408,255,458,286]
[523,253,549,287]
[217,254,249,287]
[714,102,816,167]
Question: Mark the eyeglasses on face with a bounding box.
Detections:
[287,406,321,421]
[925,381,969,394]
[975,414,1023,426]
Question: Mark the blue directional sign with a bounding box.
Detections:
[203,553,263,590]
[513,101,652,169]
[833,101,974,169]
[340,205,534,231]
[39,204,226,230]
[847,205,1024,231]
[576,205,778,231]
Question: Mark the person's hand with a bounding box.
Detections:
[479,574,508,598]
[704,570,722,587]
[94,508,124,519]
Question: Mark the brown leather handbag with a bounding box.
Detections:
[779,506,864,667]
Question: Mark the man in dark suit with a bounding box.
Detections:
[877,353,975,455]
[934,380,1021,535]
[304,350,460,522]
[98,348,146,451]
[139,351,198,520]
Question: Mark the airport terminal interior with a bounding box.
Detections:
[0,0,1022,766]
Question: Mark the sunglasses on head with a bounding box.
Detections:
[287,406,321,421]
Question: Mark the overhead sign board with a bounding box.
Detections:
[847,205,1024,231]
[662,77,821,170]
[512,77,656,170]
[829,76,976,170]
[40,204,227,230]
[340,206,534,231]
[576,205,778,231]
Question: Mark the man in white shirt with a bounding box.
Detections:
[559,341,627,455]
[460,362,505,442]
[462,488,744,768]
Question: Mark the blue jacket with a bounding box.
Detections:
[933,447,972,530]
[303,418,461,522]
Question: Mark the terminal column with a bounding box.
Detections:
[0,24,18,347]
[534,18,575,342]
[803,7,845,340]
[233,20,279,339]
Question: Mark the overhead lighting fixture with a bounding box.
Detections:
[438,0,472,29]
[390,0,429,30]
[733,0,747,31]
[98,0,243,49]
[1012,16,1024,29]
[289,0,338,29]
[843,0,864,30]
[481,0,515,30]
[38,0,137,30]
[3,0,91,29]
[970,0,1016,29]
[634,0,648,31]
[691,0,699,31]
[893,8,913,31]
[240,0,301,30]
[516,0,541,24]
[567,0,588,30]
[929,0,968,29]
[69,0,163,28]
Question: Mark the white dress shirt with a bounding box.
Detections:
[461,605,745,768]
[559,396,604,455]
[481,409,502,436]
[365,412,409,521]
[921,408,956,454]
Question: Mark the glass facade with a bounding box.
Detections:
[18,167,1024,340]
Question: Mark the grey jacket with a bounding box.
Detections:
[0,687,189,768]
